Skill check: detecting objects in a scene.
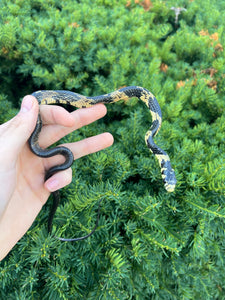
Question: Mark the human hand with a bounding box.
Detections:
[0,95,113,260]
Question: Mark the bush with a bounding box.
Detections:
[0,0,224,299]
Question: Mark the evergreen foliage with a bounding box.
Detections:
[0,0,224,298]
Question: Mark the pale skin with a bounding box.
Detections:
[0,95,113,261]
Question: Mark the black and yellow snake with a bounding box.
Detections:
[29,86,176,241]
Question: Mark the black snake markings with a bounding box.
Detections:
[28,86,176,241]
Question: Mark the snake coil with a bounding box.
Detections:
[29,86,176,241]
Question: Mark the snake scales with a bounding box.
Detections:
[28,86,176,241]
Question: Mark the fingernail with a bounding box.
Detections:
[47,178,59,192]
[20,96,34,113]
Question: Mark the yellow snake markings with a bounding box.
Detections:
[28,86,176,241]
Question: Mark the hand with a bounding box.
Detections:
[0,95,113,260]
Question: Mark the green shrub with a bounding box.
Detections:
[0,0,224,299]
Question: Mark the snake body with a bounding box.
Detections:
[29,86,176,240]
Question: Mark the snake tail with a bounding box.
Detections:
[54,198,103,242]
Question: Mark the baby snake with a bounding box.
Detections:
[28,86,176,241]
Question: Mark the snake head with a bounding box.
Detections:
[161,160,177,192]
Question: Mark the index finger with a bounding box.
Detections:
[39,105,75,127]
[38,104,107,148]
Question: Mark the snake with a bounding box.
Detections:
[28,86,176,241]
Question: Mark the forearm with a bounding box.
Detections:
[0,191,43,261]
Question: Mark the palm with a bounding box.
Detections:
[17,142,49,204]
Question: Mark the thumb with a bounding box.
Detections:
[3,95,39,157]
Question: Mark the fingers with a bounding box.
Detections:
[40,105,75,127]
[45,168,72,192]
[65,132,114,160]
[44,132,113,192]
[44,132,114,170]
[38,104,107,148]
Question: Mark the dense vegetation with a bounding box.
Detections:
[0,0,224,299]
